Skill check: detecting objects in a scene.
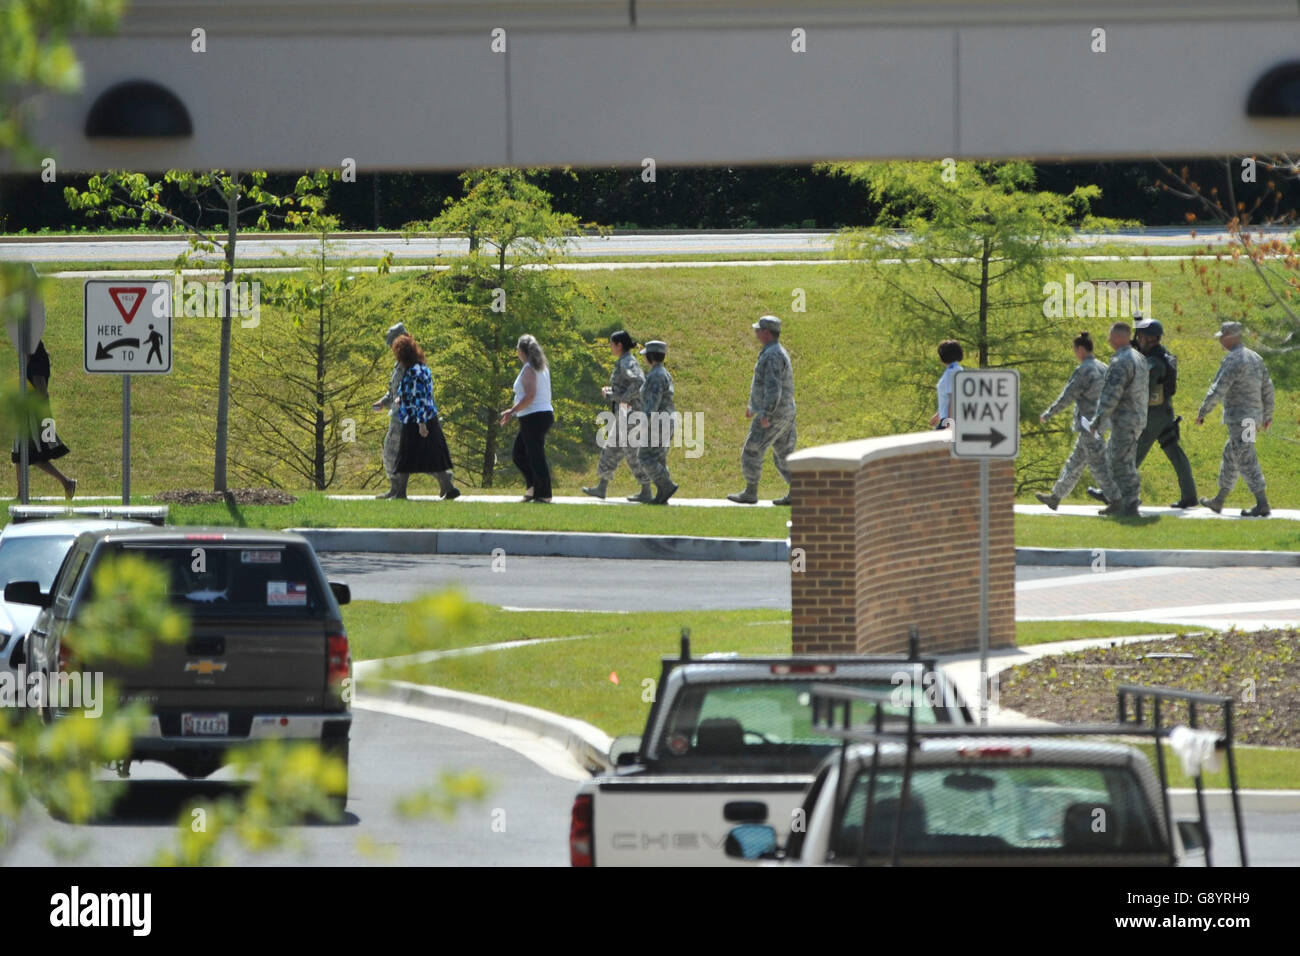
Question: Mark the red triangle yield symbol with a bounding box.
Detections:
[108,286,147,324]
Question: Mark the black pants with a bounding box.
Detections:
[512,411,554,498]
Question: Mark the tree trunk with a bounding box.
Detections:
[978,236,990,368]
[315,266,327,490]
[213,174,238,491]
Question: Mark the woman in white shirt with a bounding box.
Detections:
[500,334,555,502]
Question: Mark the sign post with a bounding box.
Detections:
[951,368,1020,725]
[84,280,172,505]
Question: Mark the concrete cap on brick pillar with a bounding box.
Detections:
[786,430,955,471]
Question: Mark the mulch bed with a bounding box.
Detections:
[151,488,297,506]
[999,629,1300,748]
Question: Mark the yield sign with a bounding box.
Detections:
[108,286,148,324]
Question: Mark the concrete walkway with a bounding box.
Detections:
[1016,502,1300,521]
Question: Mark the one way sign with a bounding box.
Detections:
[84,280,171,374]
[951,368,1019,459]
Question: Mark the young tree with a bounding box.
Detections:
[64,169,335,490]
[403,170,606,486]
[820,160,1119,490]
[1155,156,1300,380]
[230,215,388,489]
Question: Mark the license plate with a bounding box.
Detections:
[182,712,229,736]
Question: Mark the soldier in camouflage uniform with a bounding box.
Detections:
[636,341,679,505]
[1035,331,1109,511]
[583,331,653,501]
[1196,320,1275,517]
[728,315,796,506]
[1089,322,1149,517]
[1132,318,1198,508]
[371,322,408,499]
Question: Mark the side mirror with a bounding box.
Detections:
[1176,819,1207,854]
[4,581,50,608]
[608,734,642,767]
[329,581,351,606]
[724,824,778,861]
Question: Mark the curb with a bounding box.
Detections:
[1168,789,1300,814]
[291,526,788,562]
[356,677,613,775]
[1017,547,1300,569]
[293,526,1294,569]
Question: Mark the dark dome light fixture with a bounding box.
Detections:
[84,80,193,138]
[1246,62,1300,118]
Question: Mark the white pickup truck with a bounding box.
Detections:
[721,684,1249,868]
[568,636,972,867]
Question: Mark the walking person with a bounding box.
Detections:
[501,334,555,503]
[583,330,652,501]
[728,316,797,505]
[12,339,76,499]
[1087,322,1149,517]
[929,339,964,429]
[392,333,461,500]
[1196,320,1275,517]
[1035,332,1109,511]
[371,322,408,499]
[635,341,678,505]
[1132,318,1198,508]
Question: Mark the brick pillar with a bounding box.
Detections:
[788,432,1015,657]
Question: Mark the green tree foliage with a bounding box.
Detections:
[403,170,606,486]
[231,214,388,489]
[821,159,1120,490]
[63,169,335,491]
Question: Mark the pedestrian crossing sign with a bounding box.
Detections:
[84,279,172,374]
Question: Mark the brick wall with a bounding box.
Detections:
[788,432,1015,657]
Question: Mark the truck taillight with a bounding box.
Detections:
[327,633,350,694]
[958,745,1032,759]
[570,794,594,867]
[771,663,835,675]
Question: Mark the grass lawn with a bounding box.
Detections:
[1015,513,1300,552]
[162,494,790,538]
[346,598,1206,732]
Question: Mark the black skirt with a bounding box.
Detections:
[396,417,453,474]
[11,402,69,464]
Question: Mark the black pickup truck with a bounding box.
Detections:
[9,527,353,806]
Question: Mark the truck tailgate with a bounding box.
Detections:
[592,774,812,866]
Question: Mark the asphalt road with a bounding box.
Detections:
[319,552,791,611]
[1,228,1286,264]
[320,553,1300,630]
[2,707,576,867]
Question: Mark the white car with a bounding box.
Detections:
[0,518,145,676]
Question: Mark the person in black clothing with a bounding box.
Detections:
[12,340,76,499]
[1089,317,1197,508]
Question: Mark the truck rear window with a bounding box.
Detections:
[654,680,943,771]
[831,764,1163,860]
[99,544,327,616]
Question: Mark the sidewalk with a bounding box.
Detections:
[1016,502,1300,521]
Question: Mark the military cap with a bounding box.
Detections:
[641,340,668,355]
[752,315,782,332]
[1134,318,1164,338]
[1214,321,1244,339]
[384,322,408,346]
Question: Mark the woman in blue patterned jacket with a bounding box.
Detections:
[392,333,461,500]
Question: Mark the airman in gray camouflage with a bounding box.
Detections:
[583,331,652,500]
[1089,322,1149,516]
[372,322,408,499]
[1035,331,1109,511]
[1196,321,1275,517]
[636,341,678,505]
[728,315,796,506]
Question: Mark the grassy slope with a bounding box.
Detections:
[23,259,1300,506]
